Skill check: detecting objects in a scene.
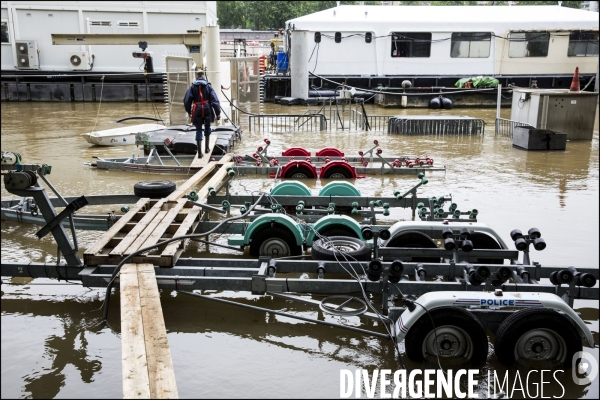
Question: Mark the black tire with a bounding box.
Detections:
[470,232,503,264]
[385,230,440,263]
[322,166,353,179]
[249,225,302,257]
[283,166,315,179]
[405,306,489,366]
[133,180,176,198]
[311,236,371,261]
[318,227,359,239]
[494,308,582,368]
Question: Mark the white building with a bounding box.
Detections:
[1,1,217,72]
[286,5,599,79]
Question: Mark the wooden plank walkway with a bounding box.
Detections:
[121,263,178,399]
[188,135,217,169]
[84,155,233,267]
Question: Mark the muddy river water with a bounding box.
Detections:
[1,101,598,398]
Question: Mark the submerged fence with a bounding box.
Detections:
[495,118,534,137]
[248,114,327,133]
[387,116,485,136]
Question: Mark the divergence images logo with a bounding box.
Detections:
[572,350,598,385]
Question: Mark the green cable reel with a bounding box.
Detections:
[351,201,359,215]
[221,200,231,210]
[121,205,130,213]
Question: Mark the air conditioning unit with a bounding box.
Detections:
[15,40,40,70]
[68,51,91,71]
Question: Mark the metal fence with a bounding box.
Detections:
[387,117,486,136]
[350,109,390,131]
[495,118,534,137]
[248,114,327,133]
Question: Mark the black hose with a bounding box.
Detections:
[101,193,266,322]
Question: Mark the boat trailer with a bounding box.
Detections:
[1,159,598,369]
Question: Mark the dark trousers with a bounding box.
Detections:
[194,118,211,142]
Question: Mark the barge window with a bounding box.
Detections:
[568,31,599,57]
[1,21,9,44]
[391,32,431,58]
[450,32,491,58]
[508,32,549,58]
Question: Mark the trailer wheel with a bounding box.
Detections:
[249,226,302,257]
[318,227,359,239]
[470,232,503,264]
[405,306,488,365]
[384,230,440,263]
[322,166,353,179]
[494,308,581,368]
[133,180,176,198]
[311,236,371,261]
[283,166,315,179]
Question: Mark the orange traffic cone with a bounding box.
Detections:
[569,66,580,93]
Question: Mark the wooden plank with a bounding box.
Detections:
[139,199,188,250]
[109,199,166,257]
[124,210,169,255]
[84,198,150,259]
[162,207,201,257]
[137,264,179,398]
[195,162,234,201]
[217,154,233,164]
[120,263,152,399]
[188,135,218,169]
[166,161,217,201]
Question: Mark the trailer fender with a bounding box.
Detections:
[270,180,312,196]
[228,213,304,247]
[320,160,357,179]
[316,147,344,157]
[394,291,595,348]
[317,181,361,197]
[305,215,363,246]
[279,160,318,179]
[380,220,510,248]
[282,147,311,156]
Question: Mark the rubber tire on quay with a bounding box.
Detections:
[249,226,303,257]
[405,306,489,366]
[322,166,353,179]
[494,308,582,369]
[311,236,371,261]
[469,232,503,264]
[133,180,176,198]
[384,230,440,263]
[318,227,359,239]
[283,166,315,179]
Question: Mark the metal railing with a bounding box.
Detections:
[495,118,534,137]
[350,109,390,132]
[248,114,327,133]
[388,117,486,136]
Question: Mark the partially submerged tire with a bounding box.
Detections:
[311,236,371,261]
[322,166,353,179]
[470,232,503,264]
[494,308,582,368]
[405,306,489,366]
[249,226,302,257]
[384,230,440,263]
[283,166,315,179]
[133,180,176,198]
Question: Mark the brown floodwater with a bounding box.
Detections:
[1,101,598,398]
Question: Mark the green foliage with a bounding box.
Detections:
[217,1,382,30]
[513,1,582,8]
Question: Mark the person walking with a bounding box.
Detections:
[184,71,221,158]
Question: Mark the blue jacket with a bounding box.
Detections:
[183,78,221,124]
